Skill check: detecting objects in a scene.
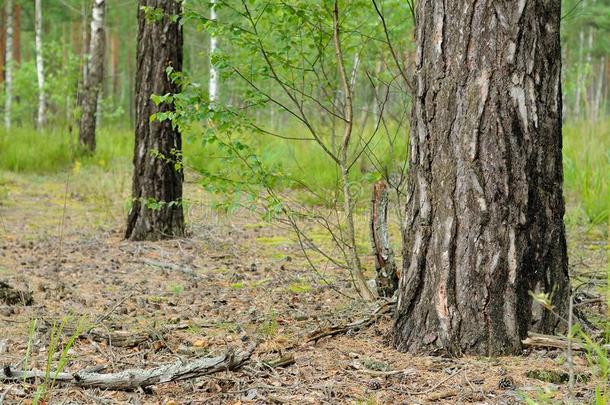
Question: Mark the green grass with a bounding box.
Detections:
[563,120,610,226]
[1,120,608,226]
[0,126,133,173]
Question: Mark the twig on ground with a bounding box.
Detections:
[306,299,395,343]
[0,344,255,391]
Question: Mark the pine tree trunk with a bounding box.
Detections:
[35,0,46,130]
[125,0,185,241]
[0,8,5,84]
[78,0,106,152]
[3,0,13,130]
[394,0,570,356]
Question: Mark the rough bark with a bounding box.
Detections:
[125,0,185,241]
[371,180,399,297]
[394,0,570,356]
[78,0,106,152]
[3,0,13,129]
[35,0,46,130]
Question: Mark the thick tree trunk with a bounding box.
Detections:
[78,0,106,152]
[125,0,185,241]
[394,0,570,356]
[3,0,13,130]
[35,0,46,130]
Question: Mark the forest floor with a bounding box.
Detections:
[0,168,607,404]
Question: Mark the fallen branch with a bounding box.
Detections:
[141,259,199,279]
[522,332,610,351]
[1,344,255,391]
[307,300,395,343]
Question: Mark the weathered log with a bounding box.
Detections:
[0,345,255,391]
[370,180,398,297]
[522,332,610,352]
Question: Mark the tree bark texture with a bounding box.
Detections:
[394,0,570,356]
[125,0,185,241]
[371,180,399,297]
[78,0,106,152]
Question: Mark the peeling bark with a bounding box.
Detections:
[394,0,570,356]
[371,180,399,297]
[125,0,185,241]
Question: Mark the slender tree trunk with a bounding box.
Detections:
[592,58,605,121]
[0,8,4,84]
[394,0,570,356]
[575,30,584,119]
[333,1,375,300]
[125,0,185,241]
[35,0,46,130]
[78,0,106,152]
[13,3,20,66]
[3,0,13,130]
[209,0,218,103]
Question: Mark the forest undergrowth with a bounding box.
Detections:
[0,120,608,404]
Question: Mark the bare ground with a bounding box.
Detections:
[0,169,607,404]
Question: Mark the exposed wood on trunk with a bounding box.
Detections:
[394,0,570,356]
[78,0,106,152]
[125,0,185,241]
[0,345,255,391]
[370,180,398,297]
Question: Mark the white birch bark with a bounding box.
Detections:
[592,58,606,121]
[209,0,218,103]
[4,0,13,130]
[35,0,46,130]
[575,29,584,119]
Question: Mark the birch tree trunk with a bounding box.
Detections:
[209,0,218,103]
[0,9,5,84]
[78,0,106,152]
[125,0,185,241]
[35,0,46,130]
[3,0,13,130]
[394,0,570,356]
[592,58,606,121]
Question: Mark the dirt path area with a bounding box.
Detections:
[0,170,606,404]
